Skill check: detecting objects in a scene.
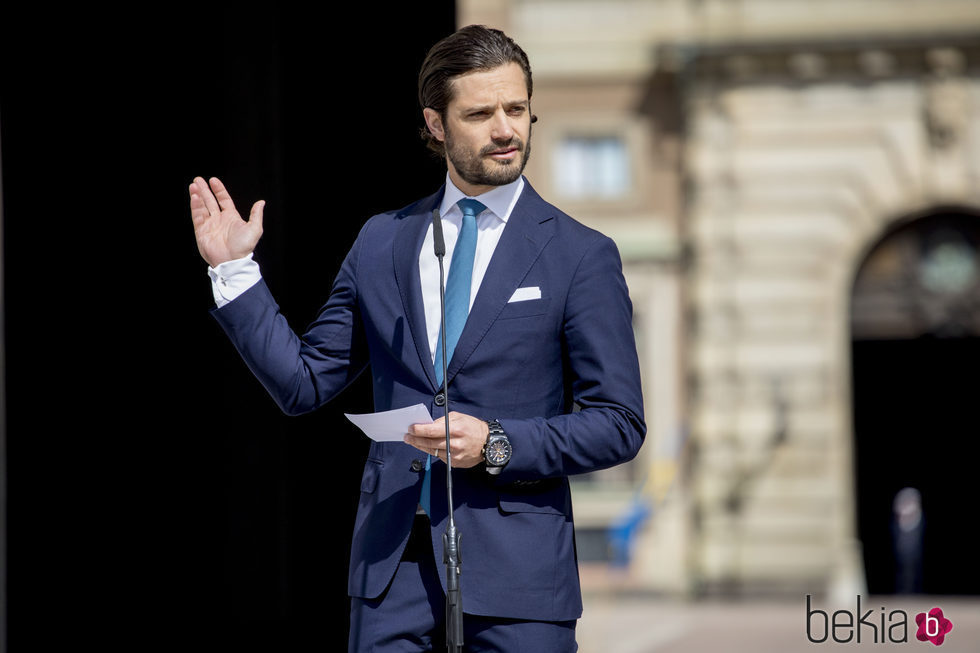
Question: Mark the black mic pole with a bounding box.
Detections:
[431,209,464,651]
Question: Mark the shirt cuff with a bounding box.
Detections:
[208,254,261,308]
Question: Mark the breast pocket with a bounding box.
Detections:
[496,297,550,320]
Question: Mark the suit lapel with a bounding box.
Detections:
[445,181,557,384]
[393,188,444,391]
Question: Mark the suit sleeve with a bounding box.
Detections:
[495,235,646,480]
[209,223,370,416]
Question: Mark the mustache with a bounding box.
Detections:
[480,138,524,155]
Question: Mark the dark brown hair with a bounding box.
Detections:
[418,25,533,156]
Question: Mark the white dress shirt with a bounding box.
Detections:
[208,174,525,363]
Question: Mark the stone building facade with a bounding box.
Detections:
[459,0,980,597]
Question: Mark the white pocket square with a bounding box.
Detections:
[508,286,541,303]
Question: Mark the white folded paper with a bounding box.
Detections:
[345,404,434,442]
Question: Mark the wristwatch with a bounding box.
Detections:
[482,419,512,475]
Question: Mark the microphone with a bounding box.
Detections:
[431,208,464,651]
[432,209,446,257]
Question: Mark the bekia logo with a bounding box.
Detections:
[915,608,953,646]
[806,595,954,646]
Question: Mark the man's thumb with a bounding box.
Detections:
[249,200,266,233]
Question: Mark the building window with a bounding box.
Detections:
[553,135,630,199]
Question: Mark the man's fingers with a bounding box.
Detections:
[404,434,439,454]
[406,429,441,444]
[406,431,445,447]
[189,188,208,227]
[193,176,220,214]
[209,176,238,213]
[190,176,221,215]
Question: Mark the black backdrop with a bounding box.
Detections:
[2,5,456,650]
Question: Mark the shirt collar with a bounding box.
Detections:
[439,173,525,224]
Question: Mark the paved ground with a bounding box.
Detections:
[577,593,980,652]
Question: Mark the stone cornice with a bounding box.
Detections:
[657,34,980,83]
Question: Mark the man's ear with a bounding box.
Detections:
[423,108,445,142]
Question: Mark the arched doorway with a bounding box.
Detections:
[851,208,980,595]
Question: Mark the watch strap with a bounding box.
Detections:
[483,419,510,474]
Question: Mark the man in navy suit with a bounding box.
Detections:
[190,25,644,652]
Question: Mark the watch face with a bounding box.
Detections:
[486,438,512,466]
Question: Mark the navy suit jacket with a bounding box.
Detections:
[212,179,645,621]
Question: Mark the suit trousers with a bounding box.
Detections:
[348,515,578,652]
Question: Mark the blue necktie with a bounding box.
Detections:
[421,198,485,515]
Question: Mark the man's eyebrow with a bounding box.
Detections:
[460,99,530,113]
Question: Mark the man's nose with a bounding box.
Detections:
[490,109,515,141]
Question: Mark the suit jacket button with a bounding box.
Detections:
[411,459,424,473]
[434,392,446,407]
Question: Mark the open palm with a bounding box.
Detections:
[189,176,265,267]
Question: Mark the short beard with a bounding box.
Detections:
[444,124,532,189]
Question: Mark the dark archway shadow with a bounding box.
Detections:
[851,209,980,595]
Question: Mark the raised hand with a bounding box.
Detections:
[189,176,265,267]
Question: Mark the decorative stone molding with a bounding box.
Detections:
[924,48,970,150]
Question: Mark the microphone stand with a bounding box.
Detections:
[431,209,464,651]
